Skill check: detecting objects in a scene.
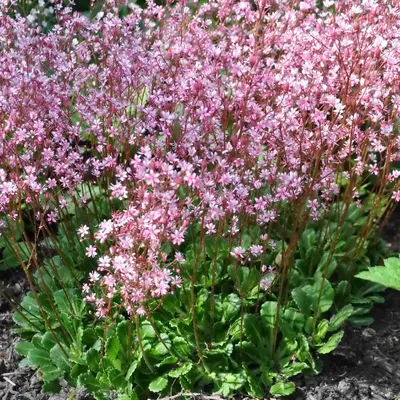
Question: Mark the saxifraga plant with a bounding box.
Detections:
[0,0,399,398]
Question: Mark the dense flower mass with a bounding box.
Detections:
[1,0,400,315]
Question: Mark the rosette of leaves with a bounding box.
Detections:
[12,200,391,399]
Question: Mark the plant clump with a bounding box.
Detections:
[0,0,399,398]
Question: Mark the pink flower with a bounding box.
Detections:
[184,172,200,188]
[89,271,100,282]
[86,246,97,258]
[174,252,185,265]
[78,225,90,239]
[261,265,268,273]
[171,229,185,245]
[249,245,263,256]
[104,274,116,288]
[137,306,146,316]
[46,211,57,224]
[260,277,272,291]
[299,2,312,11]
[82,283,90,293]
[230,246,246,260]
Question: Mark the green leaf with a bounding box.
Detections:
[41,332,57,351]
[335,280,351,305]
[260,301,278,329]
[236,341,262,364]
[148,376,168,393]
[150,333,171,357]
[292,287,311,316]
[281,308,305,333]
[50,344,70,370]
[222,293,241,322]
[157,356,178,367]
[78,373,107,400]
[40,364,63,382]
[314,252,337,280]
[162,293,184,314]
[168,362,193,378]
[53,290,72,314]
[329,304,354,331]
[356,258,400,291]
[313,319,329,344]
[172,336,191,357]
[304,279,334,314]
[214,372,246,397]
[27,349,51,367]
[15,341,35,356]
[126,355,142,381]
[349,315,374,326]
[42,380,62,393]
[270,381,296,396]
[82,328,99,348]
[243,314,264,348]
[14,293,42,331]
[140,321,156,341]
[106,336,122,371]
[86,348,101,372]
[317,330,344,354]
[244,366,264,398]
[281,362,307,378]
[240,268,260,293]
[261,364,275,386]
[3,242,31,267]
[260,301,277,352]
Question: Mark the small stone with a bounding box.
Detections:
[337,379,352,395]
[29,372,41,387]
[362,328,376,339]
[74,387,95,400]
[48,395,67,400]
[12,283,22,295]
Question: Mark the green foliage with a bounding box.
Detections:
[11,198,392,399]
[356,257,400,291]
[0,218,30,270]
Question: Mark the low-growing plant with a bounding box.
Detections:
[13,200,390,399]
[0,0,399,398]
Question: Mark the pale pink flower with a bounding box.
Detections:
[230,246,246,259]
[86,246,97,258]
[78,225,90,239]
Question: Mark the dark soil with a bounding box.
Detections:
[290,290,400,400]
[0,210,399,399]
[289,206,400,400]
[0,270,91,400]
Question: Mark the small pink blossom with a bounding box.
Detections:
[78,225,90,239]
[171,229,185,245]
[175,252,185,265]
[230,246,246,259]
[89,271,100,282]
[46,211,57,224]
[86,245,97,258]
[393,191,400,202]
[249,245,263,256]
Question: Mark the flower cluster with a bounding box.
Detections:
[1,0,400,316]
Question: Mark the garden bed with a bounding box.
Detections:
[1,281,399,400]
[0,2,400,398]
[1,241,399,399]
